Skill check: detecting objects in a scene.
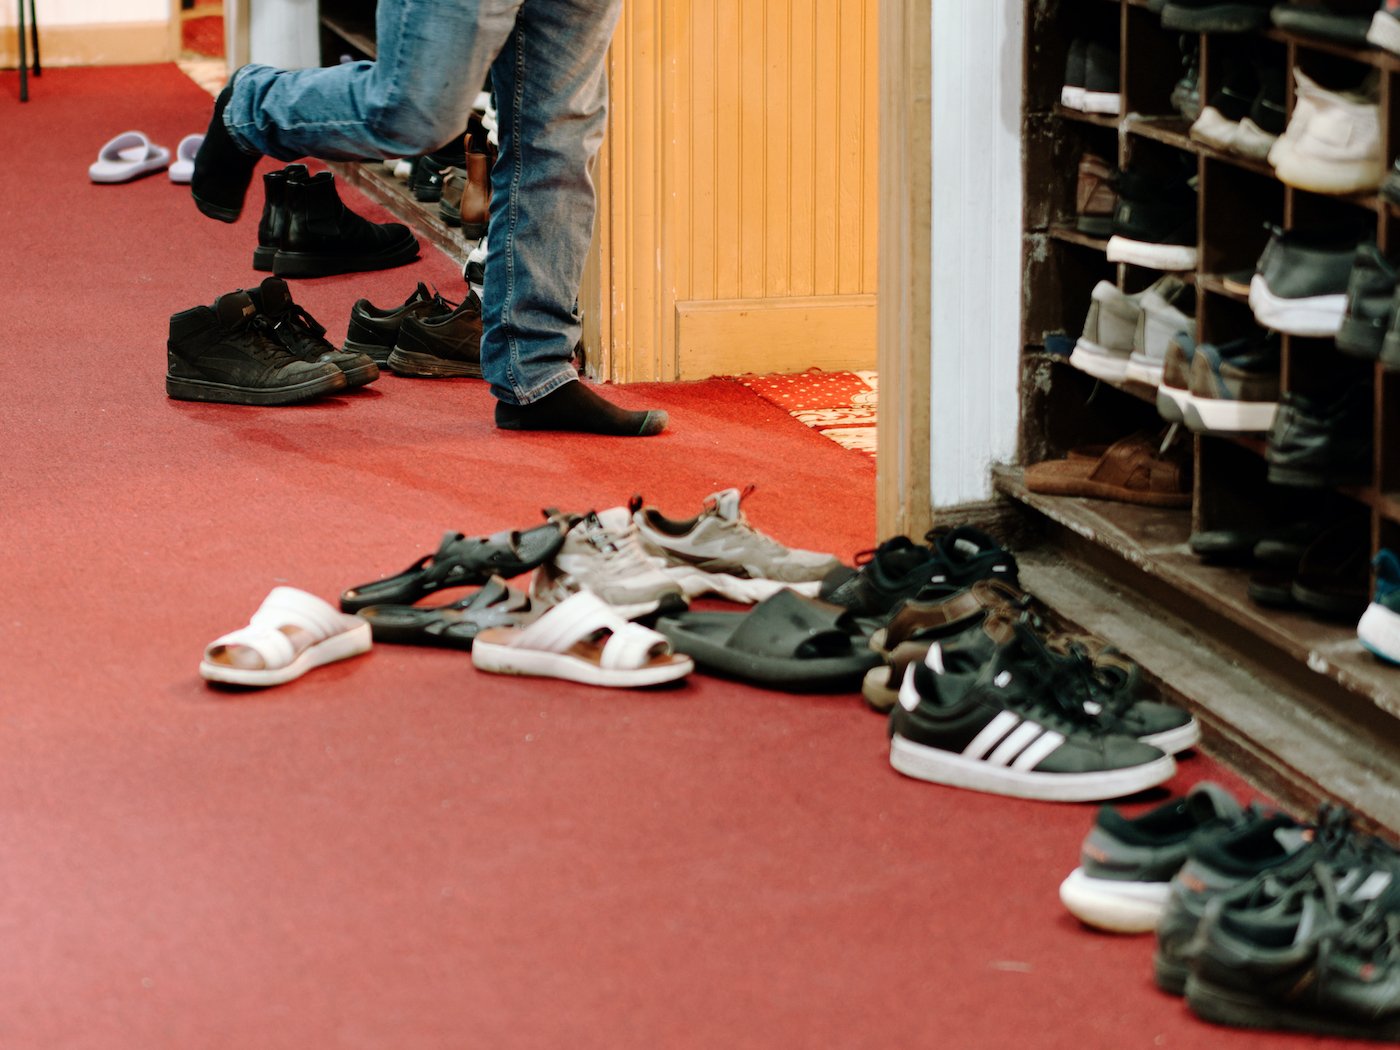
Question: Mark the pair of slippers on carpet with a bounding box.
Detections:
[201,527,877,693]
[90,131,203,184]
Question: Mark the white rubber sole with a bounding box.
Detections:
[1059,868,1171,933]
[471,638,693,687]
[1081,90,1121,115]
[888,735,1176,802]
[1140,718,1200,756]
[1232,119,1278,161]
[1156,384,1190,423]
[1368,10,1400,55]
[1183,394,1278,433]
[1249,275,1345,337]
[1106,237,1198,272]
[1189,107,1238,152]
[1060,86,1086,110]
[1274,147,1384,197]
[1124,356,1165,387]
[1070,340,1132,382]
[1357,603,1400,664]
[199,622,372,687]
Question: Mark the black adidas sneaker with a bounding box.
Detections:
[887,626,1175,802]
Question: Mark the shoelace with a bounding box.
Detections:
[582,514,665,575]
[238,315,301,363]
[271,305,334,357]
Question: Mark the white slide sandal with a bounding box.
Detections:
[168,134,204,184]
[89,131,172,184]
[200,586,372,687]
[471,590,692,688]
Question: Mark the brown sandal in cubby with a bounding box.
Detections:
[1024,432,1191,507]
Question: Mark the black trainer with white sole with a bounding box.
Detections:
[887,629,1175,803]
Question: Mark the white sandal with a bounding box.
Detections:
[471,590,692,687]
[200,587,372,687]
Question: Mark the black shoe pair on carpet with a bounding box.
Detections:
[166,278,378,406]
[343,284,484,379]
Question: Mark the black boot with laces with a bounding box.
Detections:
[274,169,420,278]
[165,290,347,405]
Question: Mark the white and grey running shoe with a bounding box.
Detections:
[530,507,686,619]
[633,487,843,588]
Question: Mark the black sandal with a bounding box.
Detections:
[357,578,532,650]
[339,522,564,612]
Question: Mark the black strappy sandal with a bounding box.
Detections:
[339,522,564,612]
[357,577,532,650]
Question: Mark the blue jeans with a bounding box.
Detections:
[223,0,621,405]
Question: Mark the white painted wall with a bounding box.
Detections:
[928,0,1024,507]
[0,0,165,26]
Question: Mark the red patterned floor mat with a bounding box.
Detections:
[737,370,878,459]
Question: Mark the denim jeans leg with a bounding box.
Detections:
[224,0,522,162]
[480,0,623,405]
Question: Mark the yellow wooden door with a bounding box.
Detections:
[581,0,879,382]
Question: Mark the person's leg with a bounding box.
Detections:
[192,0,522,221]
[483,0,667,436]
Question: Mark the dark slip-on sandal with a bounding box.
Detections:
[357,577,532,650]
[340,521,565,612]
[655,588,881,692]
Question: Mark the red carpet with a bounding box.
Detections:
[2,66,1356,1049]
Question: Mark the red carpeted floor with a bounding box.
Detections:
[0,65,1359,1049]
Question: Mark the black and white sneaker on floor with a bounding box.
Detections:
[1105,160,1198,272]
[887,629,1176,803]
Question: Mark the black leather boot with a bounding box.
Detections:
[252,163,307,272]
[273,169,420,278]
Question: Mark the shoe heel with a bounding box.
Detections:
[251,245,277,272]
[461,221,487,239]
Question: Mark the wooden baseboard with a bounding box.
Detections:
[0,22,174,68]
[674,295,876,380]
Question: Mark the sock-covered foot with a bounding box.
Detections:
[192,85,262,223]
[495,380,668,437]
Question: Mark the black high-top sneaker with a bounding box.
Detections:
[166,290,347,405]
[274,169,420,278]
[246,276,379,387]
[387,291,485,378]
[342,283,457,365]
[252,164,307,272]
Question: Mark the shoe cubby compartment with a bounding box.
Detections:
[1011,0,1400,832]
[318,0,378,61]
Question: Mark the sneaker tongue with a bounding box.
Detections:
[257,276,293,316]
[1184,782,1246,826]
[593,506,633,535]
[215,290,258,329]
[706,488,743,522]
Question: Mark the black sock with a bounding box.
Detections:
[495,380,669,437]
[191,85,262,223]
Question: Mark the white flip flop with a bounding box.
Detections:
[200,586,372,687]
[89,130,172,184]
[471,589,692,688]
[168,133,203,184]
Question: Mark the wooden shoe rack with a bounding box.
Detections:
[1010,0,1400,830]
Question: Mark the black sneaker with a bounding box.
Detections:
[1081,38,1121,115]
[1187,868,1400,1041]
[1153,810,1312,993]
[923,526,1019,591]
[1189,54,1257,152]
[1337,241,1398,360]
[1266,382,1373,488]
[1270,2,1372,46]
[410,146,465,203]
[888,625,1176,802]
[387,291,484,378]
[165,290,347,406]
[1234,57,1286,160]
[273,169,420,279]
[1059,782,1250,933]
[1106,160,1198,272]
[1249,226,1361,337]
[342,283,456,365]
[1162,0,1274,32]
[245,276,379,387]
[821,528,1017,618]
[1060,38,1087,110]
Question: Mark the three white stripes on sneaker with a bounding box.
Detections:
[898,673,1066,771]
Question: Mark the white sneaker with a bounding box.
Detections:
[634,487,841,587]
[530,507,685,619]
[1126,277,1194,388]
[1070,281,1140,381]
[1272,70,1382,195]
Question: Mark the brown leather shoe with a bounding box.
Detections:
[459,149,491,240]
[1076,152,1118,238]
